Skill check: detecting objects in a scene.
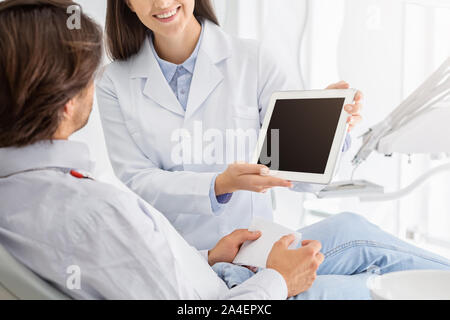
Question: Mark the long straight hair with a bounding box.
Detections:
[106,0,219,61]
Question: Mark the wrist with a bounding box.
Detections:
[207,250,216,266]
[215,173,234,196]
[268,268,292,297]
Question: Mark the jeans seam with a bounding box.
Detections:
[324,240,450,267]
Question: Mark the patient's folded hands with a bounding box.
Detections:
[208,229,324,298]
[208,229,262,266]
[267,236,325,298]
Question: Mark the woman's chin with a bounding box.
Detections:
[153,23,186,39]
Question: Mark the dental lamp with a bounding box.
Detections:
[318,56,450,201]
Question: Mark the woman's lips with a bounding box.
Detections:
[154,6,180,23]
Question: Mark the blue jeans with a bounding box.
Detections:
[213,212,450,300]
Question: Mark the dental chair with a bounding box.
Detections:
[0,243,70,300]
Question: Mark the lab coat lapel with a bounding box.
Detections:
[131,37,185,117]
[185,51,224,119]
[185,20,231,119]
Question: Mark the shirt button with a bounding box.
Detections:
[180,90,186,95]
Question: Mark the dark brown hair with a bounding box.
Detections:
[0,0,103,148]
[106,0,219,61]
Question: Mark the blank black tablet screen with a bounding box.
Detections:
[258,98,345,174]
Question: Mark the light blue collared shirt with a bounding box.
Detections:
[149,28,203,111]
[149,25,232,213]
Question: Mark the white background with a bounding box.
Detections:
[67,0,450,258]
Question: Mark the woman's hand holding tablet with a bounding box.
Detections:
[326,81,364,132]
[252,88,359,184]
[214,82,363,195]
[215,163,293,195]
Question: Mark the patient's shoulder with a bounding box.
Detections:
[49,176,141,234]
[70,177,137,213]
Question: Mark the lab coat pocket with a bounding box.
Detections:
[232,106,260,131]
[124,119,156,162]
[233,106,260,120]
[231,106,261,162]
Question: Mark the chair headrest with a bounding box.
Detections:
[0,244,70,300]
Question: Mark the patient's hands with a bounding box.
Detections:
[208,229,262,266]
[267,236,325,298]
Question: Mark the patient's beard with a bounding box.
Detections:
[74,95,94,133]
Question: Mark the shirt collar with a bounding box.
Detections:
[130,19,231,79]
[149,21,204,82]
[0,140,95,177]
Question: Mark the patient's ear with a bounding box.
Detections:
[52,99,76,140]
[62,98,76,121]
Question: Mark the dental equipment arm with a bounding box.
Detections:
[353,56,450,165]
[317,57,450,200]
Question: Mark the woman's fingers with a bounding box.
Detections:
[344,103,362,115]
[326,80,349,90]
[347,114,362,124]
[265,177,293,187]
[351,115,363,123]
[327,84,363,132]
[327,83,363,105]
[354,90,363,102]
[348,124,354,132]
[232,163,268,175]
[233,163,293,187]
[257,177,293,189]
[228,163,294,193]
[347,114,362,132]
[244,175,293,192]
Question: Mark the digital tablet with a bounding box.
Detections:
[251,89,357,184]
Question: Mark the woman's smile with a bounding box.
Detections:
[153,5,181,23]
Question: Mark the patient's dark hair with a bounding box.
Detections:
[0,0,103,148]
[106,0,219,61]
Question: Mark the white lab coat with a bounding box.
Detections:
[97,19,314,250]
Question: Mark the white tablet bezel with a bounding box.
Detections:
[251,89,356,184]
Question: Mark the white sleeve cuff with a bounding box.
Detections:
[249,269,288,300]
[221,268,288,300]
[199,249,209,262]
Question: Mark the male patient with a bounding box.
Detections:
[0,0,322,299]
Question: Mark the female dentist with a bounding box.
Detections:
[97,0,363,250]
